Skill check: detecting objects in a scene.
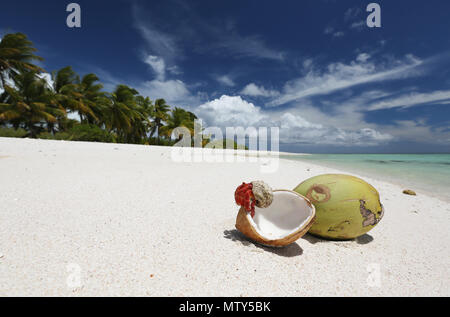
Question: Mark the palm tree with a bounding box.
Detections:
[0,71,65,137]
[160,107,197,140]
[0,33,44,88]
[49,66,78,132]
[52,66,78,93]
[151,98,170,144]
[133,95,153,144]
[105,85,141,141]
[136,95,153,115]
[52,67,103,124]
[119,95,153,144]
[77,73,108,124]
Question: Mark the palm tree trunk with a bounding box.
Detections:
[155,119,161,145]
[27,123,38,138]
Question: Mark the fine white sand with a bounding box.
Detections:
[0,137,449,296]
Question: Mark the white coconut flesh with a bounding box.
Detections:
[248,190,314,240]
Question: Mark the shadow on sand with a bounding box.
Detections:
[223,229,303,258]
[301,233,374,245]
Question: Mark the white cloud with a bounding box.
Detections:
[350,21,365,30]
[345,7,365,30]
[383,120,450,144]
[347,128,393,143]
[0,74,16,92]
[138,79,195,106]
[240,83,279,97]
[216,33,285,61]
[132,3,284,62]
[367,90,450,111]
[132,5,178,63]
[276,112,392,146]
[216,75,235,87]
[344,7,362,21]
[144,55,166,80]
[38,73,54,88]
[279,112,322,129]
[324,27,344,37]
[83,56,200,108]
[356,53,371,63]
[196,95,265,127]
[167,65,182,75]
[194,95,392,146]
[210,21,284,61]
[283,87,450,146]
[268,54,423,107]
[302,58,313,70]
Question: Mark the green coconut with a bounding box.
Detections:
[293,174,384,240]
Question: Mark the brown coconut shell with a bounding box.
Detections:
[235,189,316,247]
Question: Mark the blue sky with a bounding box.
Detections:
[1,0,450,153]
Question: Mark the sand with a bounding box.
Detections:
[0,137,449,296]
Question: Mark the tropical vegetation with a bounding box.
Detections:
[0,32,236,147]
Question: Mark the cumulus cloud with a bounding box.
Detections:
[240,83,279,97]
[196,95,265,127]
[279,112,322,130]
[194,95,392,146]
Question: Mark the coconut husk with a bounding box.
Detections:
[235,190,316,247]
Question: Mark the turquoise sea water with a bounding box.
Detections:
[281,154,450,201]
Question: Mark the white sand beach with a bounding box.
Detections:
[0,137,449,296]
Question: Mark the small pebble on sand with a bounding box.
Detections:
[403,189,417,195]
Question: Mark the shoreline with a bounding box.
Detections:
[0,137,449,296]
[279,155,450,203]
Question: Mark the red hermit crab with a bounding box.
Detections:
[234,181,273,218]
